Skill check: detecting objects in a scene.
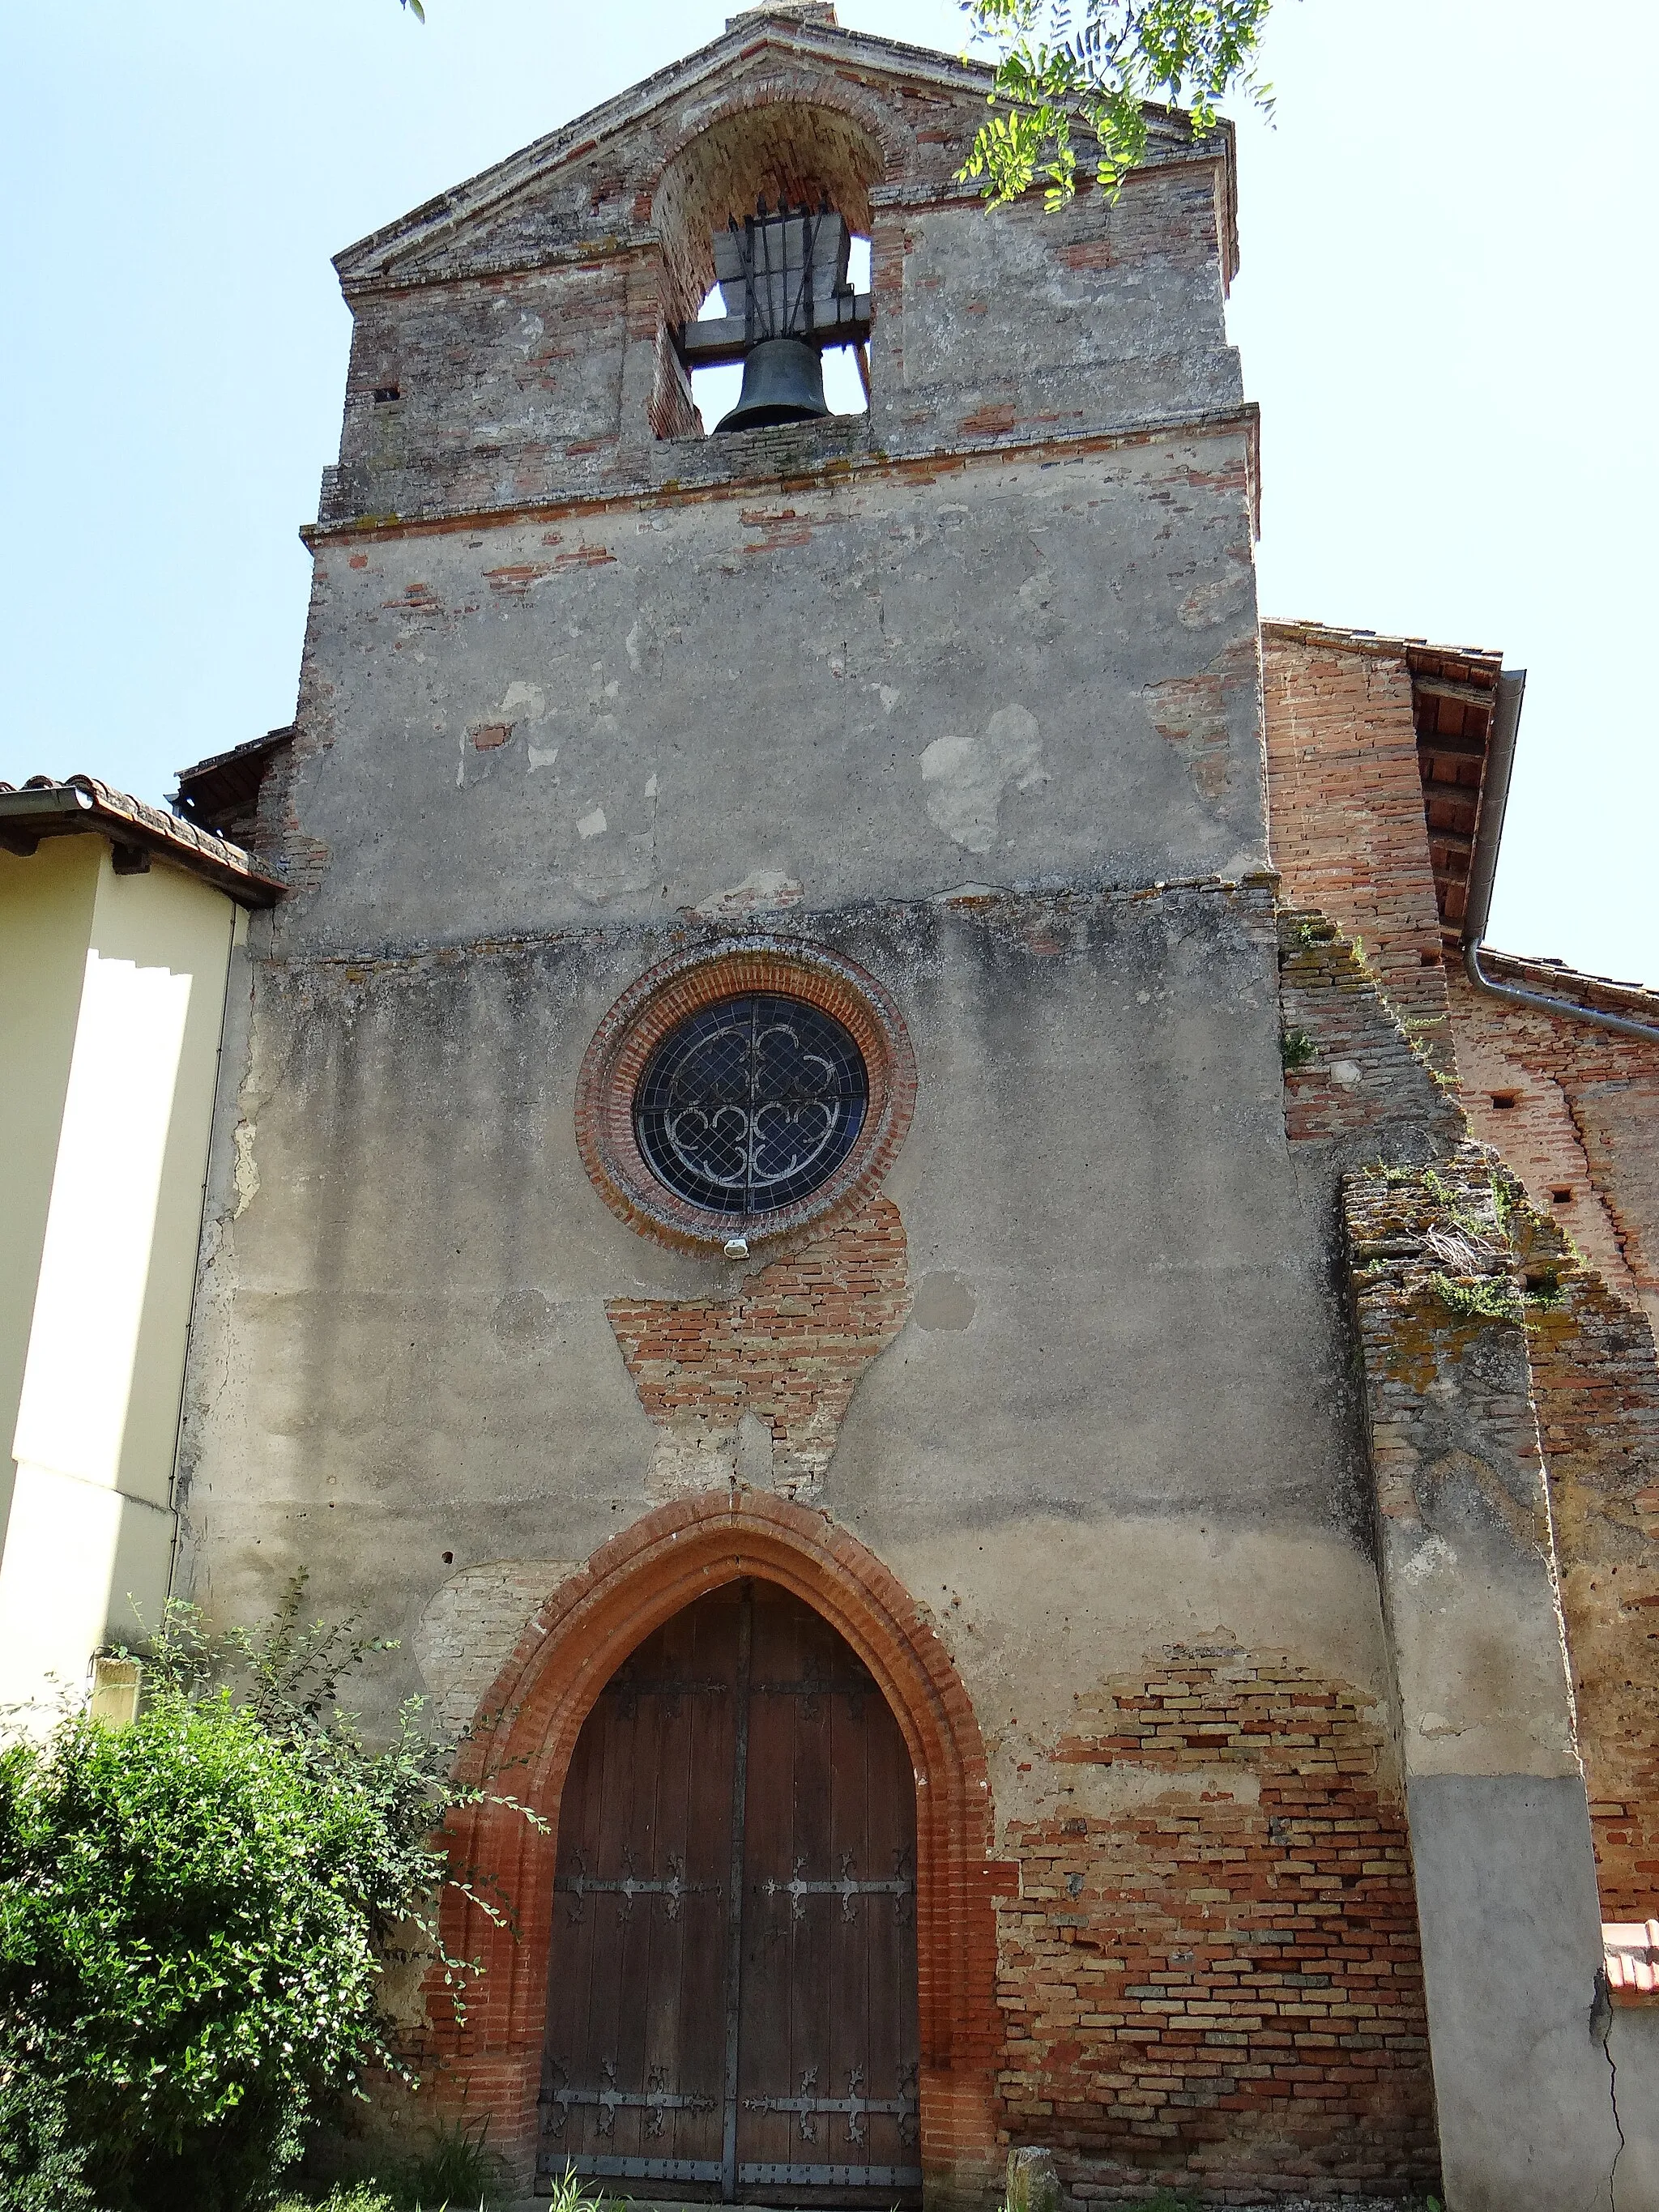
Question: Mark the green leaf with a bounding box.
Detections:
[957,0,1276,204]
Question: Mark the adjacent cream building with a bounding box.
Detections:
[0,777,279,1724]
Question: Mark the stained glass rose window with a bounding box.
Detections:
[634,993,868,1215]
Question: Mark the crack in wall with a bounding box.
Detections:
[1592,1967,1625,2212]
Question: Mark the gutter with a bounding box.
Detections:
[0,778,284,908]
[1461,670,1659,1044]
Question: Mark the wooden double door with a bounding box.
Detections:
[540,1580,920,2203]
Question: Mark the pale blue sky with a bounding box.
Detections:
[3,0,1653,982]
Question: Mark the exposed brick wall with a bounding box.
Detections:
[1449,967,1659,1337]
[1518,1213,1659,1919]
[998,1643,1437,2197]
[1261,621,1659,1337]
[1263,632,1450,1059]
[1276,908,1461,1153]
[607,1196,911,1492]
[412,1559,578,1734]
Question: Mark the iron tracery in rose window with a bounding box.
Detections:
[633,992,868,1216]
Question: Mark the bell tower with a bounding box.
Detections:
[685,200,871,431]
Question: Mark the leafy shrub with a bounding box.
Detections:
[0,1583,531,2212]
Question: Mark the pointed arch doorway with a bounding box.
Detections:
[540,1578,921,2203]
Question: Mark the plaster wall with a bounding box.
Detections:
[180,883,1444,2187]
[276,435,1263,956]
[889,180,1240,433]
[1607,2006,1659,2207]
[0,844,239,1720]
[0,837,100,1546]
[181,887,1380,1711]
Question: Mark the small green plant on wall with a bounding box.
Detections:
[1280,1025,1317,1070]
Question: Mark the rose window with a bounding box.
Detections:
[633,993,868,1216]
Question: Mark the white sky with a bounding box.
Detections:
[2,0,1653,984]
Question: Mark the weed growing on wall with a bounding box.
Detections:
[0,1581,539,2212]
[1362,1158,1573,1325]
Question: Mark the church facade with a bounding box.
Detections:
[117,9,1659,2206]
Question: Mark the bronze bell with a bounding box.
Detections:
[714,337,830,433]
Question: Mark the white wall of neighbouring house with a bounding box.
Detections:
[0,836,241,1728]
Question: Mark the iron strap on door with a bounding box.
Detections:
[539,1580,922,2201]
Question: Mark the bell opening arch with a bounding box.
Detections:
[425,1492,1005,2210]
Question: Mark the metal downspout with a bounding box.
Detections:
[1461,668,1659,1043]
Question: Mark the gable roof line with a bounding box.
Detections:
[333,15,1209,288]
[1261,616,1504,682]
[1476,948,1659,1027]
[333,15,990,283]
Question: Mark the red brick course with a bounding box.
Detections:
[608,1195,911,1486]
[999,1647,1438,2197]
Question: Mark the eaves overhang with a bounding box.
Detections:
[0,774,284,907]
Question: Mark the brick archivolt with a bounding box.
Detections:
[650,87,892,322]
[425,1490,1004,2202]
